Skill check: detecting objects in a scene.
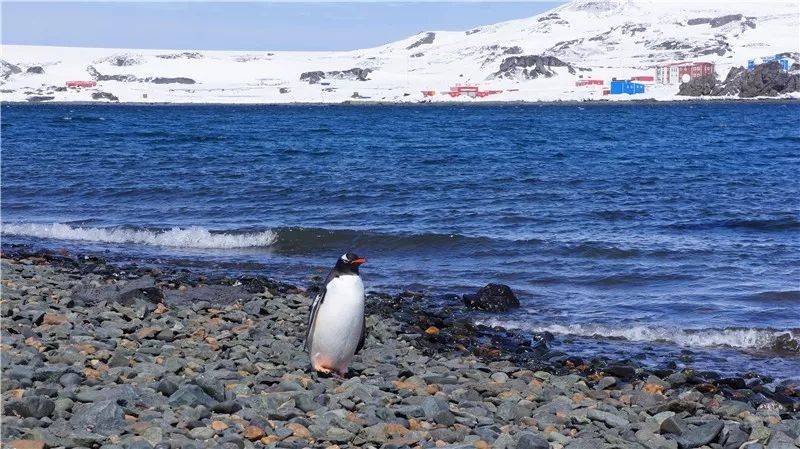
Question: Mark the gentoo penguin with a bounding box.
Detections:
[305,252,366,375]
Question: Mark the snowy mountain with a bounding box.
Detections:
[2,0,798,103]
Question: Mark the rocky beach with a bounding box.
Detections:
[2,248,799,449]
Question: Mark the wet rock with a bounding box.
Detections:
[463,284,520,312]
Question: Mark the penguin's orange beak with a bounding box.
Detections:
[352,257,366,266]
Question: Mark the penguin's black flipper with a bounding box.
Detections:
[355,315,366,354]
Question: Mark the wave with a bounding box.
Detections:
[477,320,800,354]
[55,116,106,123]
[2,223,276,249]
[670,216,800,231]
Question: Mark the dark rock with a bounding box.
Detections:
[300,68,373,84]
[681,61,800,98]
[156,379,179,396]
[92,92,119,102]
[168,385,217,408]
[678,75,716,96]
[516,432,549,449]
[2,59,22,79]
[710,14,743,28]
[462,283,520,312]
[677,420,724,448]
[407,32,435,50]
[300,71,325,84]
[661,415,688,435]
[69,400,126,435]
[212,400,242,414]
[605,365,636,380]
[26,66,45,74]
[26,96,55,102]
[493,55,575,80]
[148,77,195,85]
[194,375,226,402]
[4,397,55,418]
[59,372,83,388]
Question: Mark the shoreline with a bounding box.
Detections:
[2,247,798,449]
[2,98,800,107]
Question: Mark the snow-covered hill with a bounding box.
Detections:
[2,0,798,103]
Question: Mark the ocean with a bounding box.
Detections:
[2,102,799,380]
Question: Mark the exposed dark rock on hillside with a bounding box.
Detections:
[677,75,717,96]
[407,32,435,50]
[98,55,142,66]
[300,71,325,84]
[492,55,575,80]
[300,68,373,84]
[86,66,195,84]
[1,60,22,79]
[26,95,55,102]
[91,92,119,101]
[156,52,203,59]
[149,77,196,85]
[26,66,45,74]
[678,60,800,98]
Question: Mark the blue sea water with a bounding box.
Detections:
[2,102,799,379]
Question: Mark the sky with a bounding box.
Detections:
[1,1,564,51]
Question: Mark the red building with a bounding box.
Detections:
[66,81,97,88]
[575,79,604,87]
[421,90,436,97]
[655,62,714,85]
[630,75,655,82]
[444,85,502,98]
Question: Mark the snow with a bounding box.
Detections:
[1,0,798,104]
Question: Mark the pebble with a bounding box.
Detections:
[0,254,793,449]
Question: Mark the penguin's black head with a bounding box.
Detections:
[335,252,366,274]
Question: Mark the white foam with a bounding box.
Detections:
[477,320,797,351]
[2,223,277,249]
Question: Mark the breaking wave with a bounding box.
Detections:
[477,320,800,353]
[2,223,277,249]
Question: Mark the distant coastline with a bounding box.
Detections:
[4,97,799,107]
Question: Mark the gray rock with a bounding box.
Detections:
[587,409,629,428]
[677,420,724,448]
[59,372,83,387]
[168,385,217,408]
[661,415,688,435]
[4,396,55,418]
[70,400,126,435]
[515,432,549,449]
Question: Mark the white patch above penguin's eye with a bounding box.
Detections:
[341,254,349,262]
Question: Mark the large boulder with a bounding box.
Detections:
[462,283,520,312]
[679,60,800,98]
[678,75,716,96]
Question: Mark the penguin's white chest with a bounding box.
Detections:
[310,274,365,371]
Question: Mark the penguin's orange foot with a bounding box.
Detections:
[312,361,333,375]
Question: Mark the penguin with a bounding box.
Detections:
[305,252,366,375]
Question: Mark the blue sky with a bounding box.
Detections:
[2,1,563,51]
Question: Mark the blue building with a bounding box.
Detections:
[609,80,646,95]
[748,55,791,71]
